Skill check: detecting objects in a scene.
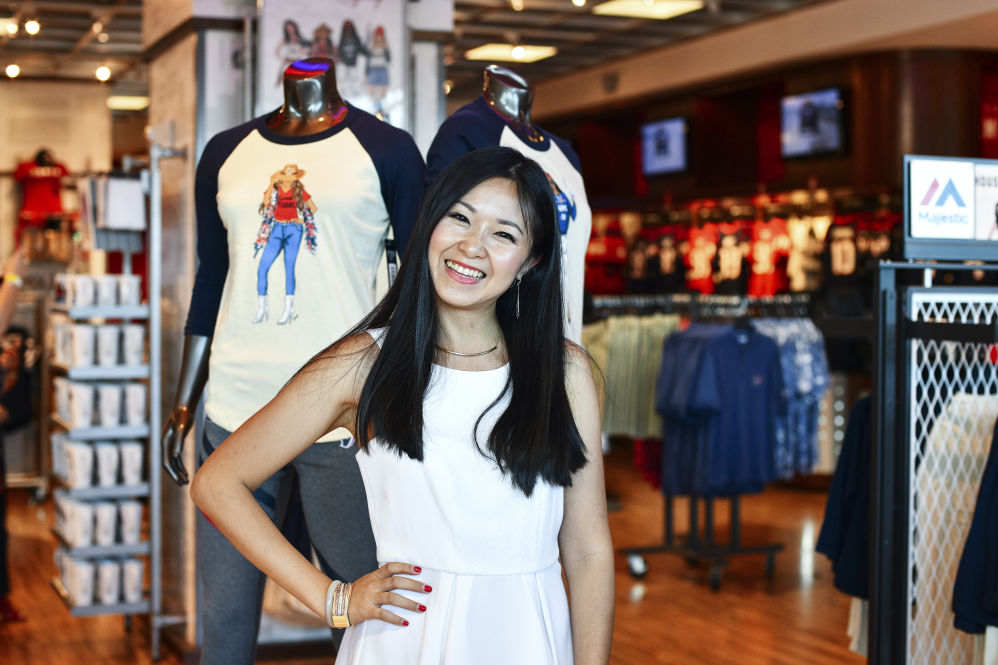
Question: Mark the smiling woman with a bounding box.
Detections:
[190,146,615,665]
[428,177,537,325]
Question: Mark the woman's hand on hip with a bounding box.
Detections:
[349,562,431,627]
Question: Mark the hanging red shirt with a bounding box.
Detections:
[684,223,718,294]
[14,161,68,217]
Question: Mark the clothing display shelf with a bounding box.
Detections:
[50,575,148,618]
[40,140,172,642]
[50,362,150,381]
[45,284,155,619]
[871,262,998,665]
[615,295,812,591]
[50,414,150,440]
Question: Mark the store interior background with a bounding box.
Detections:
[2,0,998,663]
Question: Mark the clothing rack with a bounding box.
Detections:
[620,296,816,591]
[590,292,811,319]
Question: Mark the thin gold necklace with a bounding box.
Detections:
[435,343,498,357]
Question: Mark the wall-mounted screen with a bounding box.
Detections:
[641,117,688,175]
[780,87,845,158]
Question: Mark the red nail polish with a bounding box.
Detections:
[418,604,427,612]
[413,566,422,573]
[402,620,409,627]
[423,585,432,592]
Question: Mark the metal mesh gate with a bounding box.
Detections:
[907,291,998,664]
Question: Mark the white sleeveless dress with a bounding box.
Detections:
[334,331,573,664]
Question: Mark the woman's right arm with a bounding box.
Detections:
[190,333,429,626]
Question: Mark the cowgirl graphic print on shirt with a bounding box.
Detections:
[426,96,592,343]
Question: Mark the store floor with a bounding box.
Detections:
[1,441,863,664]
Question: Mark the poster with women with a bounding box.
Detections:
[257,0,408,128]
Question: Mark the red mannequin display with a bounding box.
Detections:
[13,149,69,243]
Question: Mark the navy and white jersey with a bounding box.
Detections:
[426,96,591,343]
[185,106,425,437]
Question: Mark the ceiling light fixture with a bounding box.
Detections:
[572,0,587,6]
[92,21,103,34]
[24,19,39,35]
[5,21,17,36]
[465,43,557,63]
[511,45,526,60]
[107,95,150,111]
[443,80,453,95]
[592,0,704,20]
[95,65,111,81]
[98,32,109,43]
[5,63,20,78]
[510,0,525,10]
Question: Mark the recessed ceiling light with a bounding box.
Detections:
[592,0,703,20]
[511,45,526,60]
[4,20,17,36]
[465,43,557,63]
[107,95,150,111]
[95,66,111,81]
[98,32,109,43]
[5,64,20,78]
[511,0,525,10]
[24,19,39,35]
[572,0,587,6]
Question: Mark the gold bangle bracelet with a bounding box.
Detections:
[331,582,352,628]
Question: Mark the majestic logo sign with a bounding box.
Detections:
[909,160,975,240]
[920,178,967,208]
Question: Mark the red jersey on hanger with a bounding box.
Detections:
[747,218,790,297]
[585,223,628,295]
[684,223,718,294]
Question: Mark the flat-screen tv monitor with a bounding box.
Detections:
[641,117,688,175]
[780,87,845,158]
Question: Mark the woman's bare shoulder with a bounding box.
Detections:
[298,331,381,388]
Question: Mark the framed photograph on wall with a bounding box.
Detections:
[257,0,409,129]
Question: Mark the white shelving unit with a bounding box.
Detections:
[48,294,156,620]
[44,150,174,660]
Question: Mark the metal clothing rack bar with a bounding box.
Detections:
[622,494,783,591]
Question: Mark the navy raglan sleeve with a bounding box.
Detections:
[549,133,583,173]
[352,117,426,256]
[424,103,504,188]
[183,123,253,336]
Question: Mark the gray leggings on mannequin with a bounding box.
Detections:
[196,418,377,665]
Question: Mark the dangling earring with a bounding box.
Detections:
[515,277,521,320]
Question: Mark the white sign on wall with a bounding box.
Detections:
[257,0,408,129]
[973,163,998,242]
[908,159,975,240]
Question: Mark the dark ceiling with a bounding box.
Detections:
[0,0,824,101]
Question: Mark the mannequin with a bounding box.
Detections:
[425,65,592,343]
[163,57,426,664]
[13,148,69,244]
[481,65,543,143]
[163,57,350,482]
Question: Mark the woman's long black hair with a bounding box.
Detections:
[350,146,587,496]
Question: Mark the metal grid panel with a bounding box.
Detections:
[908,291,998,664]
